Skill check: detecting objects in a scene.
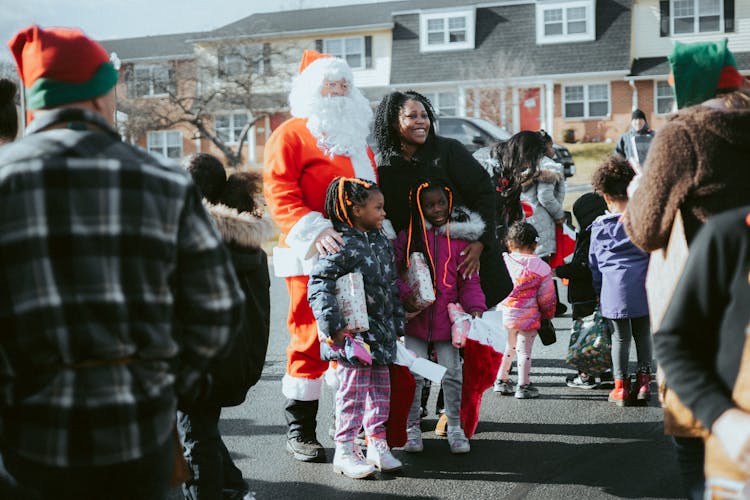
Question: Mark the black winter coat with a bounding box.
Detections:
[377,134,512,306]
[202,202,273,408]
[307,222,404,365]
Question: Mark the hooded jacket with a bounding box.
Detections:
[308,222,404,365]
[626,104,750,251]
[554,193,607,318]
[202,201,274,407]
[500,252,556,331]
[393,207,487,343]
[614,123,655,166]
[589,213,650,319]
[521,165,565,257]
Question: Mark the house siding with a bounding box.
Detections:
[633,0,750,58]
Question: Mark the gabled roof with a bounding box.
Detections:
[390,0,632,85]
[201,0,479,41]
[630,51,750,78]
[99,32,205,62]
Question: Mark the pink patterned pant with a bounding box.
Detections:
[334,363,391,443]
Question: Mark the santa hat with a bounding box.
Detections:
[289,50,355,117]
[668,39,743,109]
[7,25,118,110]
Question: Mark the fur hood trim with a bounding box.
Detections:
[424,206,485,241]
[204,200,275,250]
[522,168,563,190]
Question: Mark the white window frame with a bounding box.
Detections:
[670,0,723,35]
[214,111,251,145]
[424,91,458,117]
[419,9,475,52]
[535,0,596,45]
[654,80,676,115]
[219,44,264,77]
[323,37,365,70]
[147,130,183,159]
[562,83,610,119]
[132,64,172,97]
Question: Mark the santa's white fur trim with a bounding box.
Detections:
[282,373,323,401]
[285,211,332,259]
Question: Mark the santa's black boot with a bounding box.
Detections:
[284,399,325,462]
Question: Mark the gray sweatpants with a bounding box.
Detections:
[405,337,463,428]
[608,316,652,380]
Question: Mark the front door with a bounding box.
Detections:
[519,88,541,131]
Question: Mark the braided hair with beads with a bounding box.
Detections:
[403,179,455,290]
[324,176,381,228]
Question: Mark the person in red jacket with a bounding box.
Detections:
[263,50,377,462]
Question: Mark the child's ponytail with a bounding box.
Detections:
[324,176,380,227]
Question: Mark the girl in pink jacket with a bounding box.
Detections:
[393,180,486,455]
[494,222,556,399]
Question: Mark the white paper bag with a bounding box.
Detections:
[394,342,446,383]
[335,272,369,333]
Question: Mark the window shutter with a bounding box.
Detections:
[124,68,134,97]
[659,0,670,37]
[168,67,176,95]
[263,43,272,74]
[315,39,323,52]
[724,0,735,32]
[365,36,372,69]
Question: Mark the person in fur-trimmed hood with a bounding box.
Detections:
[393,180,486,456]
[181,153,274,500]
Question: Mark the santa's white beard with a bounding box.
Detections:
[303,92,373,159]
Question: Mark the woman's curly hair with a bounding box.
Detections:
[373,90,436,159]
[591,154,635,201]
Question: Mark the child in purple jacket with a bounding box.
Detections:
[495,222,557,399]
[394,179,486,455]
[589,156,652,407]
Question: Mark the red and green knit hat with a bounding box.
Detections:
[7,25,118,110]
[668,39,743,109]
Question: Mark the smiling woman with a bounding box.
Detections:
[374,90,512,308]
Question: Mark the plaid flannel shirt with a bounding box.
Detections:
[0,109,244,467]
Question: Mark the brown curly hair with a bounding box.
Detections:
[591,155,634,201]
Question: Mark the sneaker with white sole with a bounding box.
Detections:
[515,383,540,399]
[493,378,515,395]
[447,426,470,454]
[402,425,423,453]
[566,374,599,389]
[333,442,376,479]
[366,438,403,472]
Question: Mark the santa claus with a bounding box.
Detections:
[263,50,376,462]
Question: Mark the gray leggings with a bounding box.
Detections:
[608,316,652,380]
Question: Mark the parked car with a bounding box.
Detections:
[436,116,576,178]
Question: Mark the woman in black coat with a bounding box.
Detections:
[374,91,511,307]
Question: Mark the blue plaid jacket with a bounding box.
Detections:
[0,109,244,467]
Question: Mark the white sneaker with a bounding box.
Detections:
[447,426,470,454]
[402,425,423,453]
[366,438,403,472]
[333,442,376,479]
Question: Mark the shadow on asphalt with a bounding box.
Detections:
[248,481,437,499]
[398,434,681,499]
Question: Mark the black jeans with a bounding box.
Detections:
[3,435,173,500]
[672,436,705,500]
[177,408,248,500]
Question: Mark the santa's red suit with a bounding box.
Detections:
[264,117,376,394]
[263,50,376,460]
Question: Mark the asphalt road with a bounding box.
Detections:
[208,266,684,500]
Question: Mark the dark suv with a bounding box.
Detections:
[437,116,576,178]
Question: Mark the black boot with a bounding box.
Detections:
[284,399,324,462]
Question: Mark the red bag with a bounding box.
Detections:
[385,364,416,448]
[549,223,576,269]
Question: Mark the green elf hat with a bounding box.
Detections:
[668,39,743,109]
[8,25,118,110]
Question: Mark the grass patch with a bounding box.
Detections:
[563,142,613,215]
